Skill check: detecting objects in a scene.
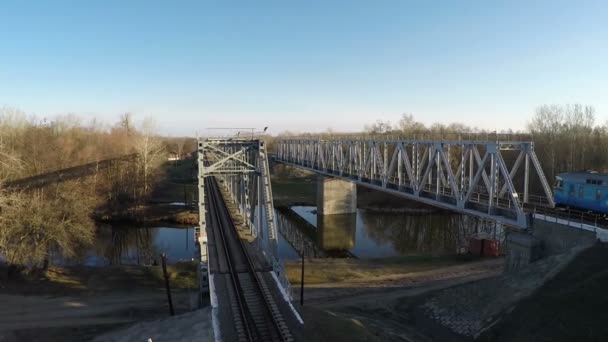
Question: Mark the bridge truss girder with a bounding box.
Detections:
[276,138,555,229]
[197,138,290,298]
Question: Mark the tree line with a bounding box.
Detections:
[0,108,193,270]
[274,105,607,184]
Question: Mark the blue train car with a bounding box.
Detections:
[554,171,608,214]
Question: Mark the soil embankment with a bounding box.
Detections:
[284,258,502,341]
[478,242,608,342]
[306,243,607,342]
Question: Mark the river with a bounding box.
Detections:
[276,206,504,259]
[54,224,196,266]
[54,207,503,266]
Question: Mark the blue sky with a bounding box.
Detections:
[1,1,607,135]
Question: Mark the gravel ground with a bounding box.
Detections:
[420,247,585,339]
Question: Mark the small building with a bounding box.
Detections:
[168,152,180,161]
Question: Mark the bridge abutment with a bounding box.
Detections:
[504,232,543,272]
[505,216,604,271]
[317,175,357,215]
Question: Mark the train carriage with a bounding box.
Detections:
[554,171,608,214]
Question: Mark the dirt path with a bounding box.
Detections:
[0,289,196,342]
[0,292,172,330]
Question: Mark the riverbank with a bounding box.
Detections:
[0,262,197,295]
[97,203,198,226]
[271,164,317,207]
[303,244,608,342]
[284,254,486,285]
[286,258,502,341]
[97,158,199,226]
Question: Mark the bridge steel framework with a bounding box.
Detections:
[275,137,555,229]
[197,138,290,301]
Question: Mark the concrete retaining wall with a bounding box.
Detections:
[531,218,598,256]
[505,215,602,271]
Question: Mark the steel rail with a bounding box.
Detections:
[207,177,255,341]
[207,176,292,342]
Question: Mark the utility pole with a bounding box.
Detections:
[161,253,175,316]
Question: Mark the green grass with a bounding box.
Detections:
[1,261,198,295]
[284,254,481,285]
[271,175,317,206]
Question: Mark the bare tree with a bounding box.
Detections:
[365,119,393,134]
[175,137,186,159]
[397,113,426,133]
[135,117,166,196]
[0,186,95,268]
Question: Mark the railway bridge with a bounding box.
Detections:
[196,137,302,342]
[274,137,608,268]
[275,137,556,229]
[194,136,608,341]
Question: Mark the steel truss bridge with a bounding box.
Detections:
[197,137,291,292]
[275,137,556,229]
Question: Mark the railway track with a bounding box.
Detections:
[206,176,294,342]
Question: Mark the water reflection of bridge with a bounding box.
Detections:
[276,212,324,258]
[276,208,357,258]
[358,210,503,255]
[277,206,505,258]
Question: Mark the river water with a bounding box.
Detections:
[276,206,504,260]
[55,225,196,266]
[55,207,503,266]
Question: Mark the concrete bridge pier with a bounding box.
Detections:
[317,213,357,251]
[317,175,357,215]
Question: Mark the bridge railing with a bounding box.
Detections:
[532,205,608,229]
[281,132,534,142]
[5,153,138,189]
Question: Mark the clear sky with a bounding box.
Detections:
[1,1,607,135]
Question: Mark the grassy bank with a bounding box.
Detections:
[271,164,316,206]
[0,261,198,296]
[284,254,481,285]
[99,204,198,225]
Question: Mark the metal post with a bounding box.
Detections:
[489,153,495,212]
[428,145,432,186]
[524,153,530,203]
[469,147,474,190]
[384,142,388,184]
[412,143,417,182]
[161,253,175,316]
[436,149,440,195]
[300,253,305,306]
[398,148,403,188]
[460,145,465,195]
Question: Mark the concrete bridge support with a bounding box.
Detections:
[317,175,357,215]
[504,232,543,272]
[317,213,356,250]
